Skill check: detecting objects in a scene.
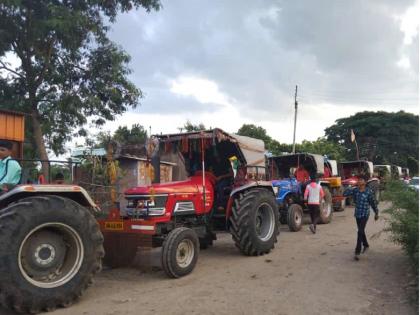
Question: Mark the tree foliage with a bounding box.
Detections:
[298,138,345,161]
[94,124,148,148]
[0,0,160,161]
[237,124,344,159]
[325,111,419,172]
[180,120,206,132]
[382,181,419,288]
[237,124,289,154]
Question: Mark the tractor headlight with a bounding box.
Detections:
[272,186,279,195]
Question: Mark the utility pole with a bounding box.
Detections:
[292,85,298,153]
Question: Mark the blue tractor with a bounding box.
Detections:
[268,153,334,231]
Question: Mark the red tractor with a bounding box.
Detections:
[98,129,280,278]
[339,160,380,203]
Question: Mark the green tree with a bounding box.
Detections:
[0,0,160,168]
[237,124,272,144]
[180,120,206,132]
[325,111,419,169]
[297,138,345,161]
[237,124,293,155]
[113,124,147,145]
[91,124,147,150]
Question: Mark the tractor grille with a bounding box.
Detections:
[125,194,168,217]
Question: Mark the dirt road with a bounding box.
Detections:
[1,202,416,315]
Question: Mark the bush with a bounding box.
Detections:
[382,180,419,273]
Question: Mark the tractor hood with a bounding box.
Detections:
[272,178,295,189]
[125,174,210,195]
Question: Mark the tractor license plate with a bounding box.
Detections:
[104,221,124,231]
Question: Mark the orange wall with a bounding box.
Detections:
[0,111,25,142]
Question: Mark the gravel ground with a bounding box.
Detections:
[0,202,416,315]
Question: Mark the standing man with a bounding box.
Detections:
[344,176,379,261]
[304,176,325,234]
[0,140,22,192]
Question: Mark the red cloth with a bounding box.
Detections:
[324,166,332,178]
[295,168,310,182]
[181,137,189,153]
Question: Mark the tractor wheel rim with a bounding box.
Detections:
[256,203,275,241]
[294,211,302,225]
[321,200,332,217]
[18,223,84,289]
[176,239,195,268]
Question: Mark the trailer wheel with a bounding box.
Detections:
[230,188,279,256]
[334,198,346,212]
[162,227,199,278]
[0,196,104,314]
[287,204,303,232]
[319,187,333,224]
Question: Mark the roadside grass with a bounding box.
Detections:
[381,181,419,302]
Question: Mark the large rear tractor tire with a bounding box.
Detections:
[0,196,104,314]
[319,187,333,224]
[162,227,199,278]
[287,204,303,232]
[229,188,279,256]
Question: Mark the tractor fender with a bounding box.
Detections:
[226,181,274,220]
[0,184,99,211]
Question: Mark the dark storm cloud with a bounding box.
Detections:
[109,0,419,121]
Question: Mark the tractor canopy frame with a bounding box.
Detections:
[267,153,325,180]
[339,160,374,179]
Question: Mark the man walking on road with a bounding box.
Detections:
[344,176,379,261]
[304,176,325,234]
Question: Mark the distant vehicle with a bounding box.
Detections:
[391,165,404,180]
[402,167,410,183]
[374,165,391,191]
[268,153,344,232]
[408,177,419,191]
[339,160,380,204]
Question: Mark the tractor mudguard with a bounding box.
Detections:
[225,182,275,220]
[0,185,99,211]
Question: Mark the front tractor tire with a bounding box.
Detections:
[287,204,303,232]
[319,187,333,224]
[0,196,104,314]
[162,227,199,278]
[230,188,279,256]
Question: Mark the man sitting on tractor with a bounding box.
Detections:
[211,155,234,210]
[0,140,22,192]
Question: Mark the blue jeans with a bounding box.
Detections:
[355,217,369,254]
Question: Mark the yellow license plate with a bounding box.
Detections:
[104,221,124,231]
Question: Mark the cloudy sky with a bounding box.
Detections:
[99,0,419,145]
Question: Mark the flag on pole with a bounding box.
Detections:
[350,129,356,143]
